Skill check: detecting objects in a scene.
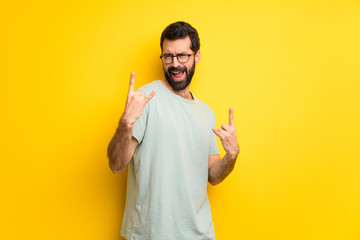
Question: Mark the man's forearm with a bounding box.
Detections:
[208,153,238,185]
[107,116,134,173]
[107,71,155,174]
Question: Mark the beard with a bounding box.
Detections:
[163,59,196,91]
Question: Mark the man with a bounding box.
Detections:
[107,21,239,240]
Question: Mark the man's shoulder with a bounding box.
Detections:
[136,80,161,95]
[194,96,215,115]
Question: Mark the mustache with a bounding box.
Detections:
[168,66,187,73]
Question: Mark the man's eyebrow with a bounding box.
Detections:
[163,51,189,55]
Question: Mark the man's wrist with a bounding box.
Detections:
[225,150,239,161]
[118,115,135,131]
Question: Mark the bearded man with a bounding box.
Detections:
[107,21,240,240]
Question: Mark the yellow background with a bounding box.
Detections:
[1,0,359,239]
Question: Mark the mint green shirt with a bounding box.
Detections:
[121,80,219,240]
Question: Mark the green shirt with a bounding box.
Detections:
[121,80,219,240]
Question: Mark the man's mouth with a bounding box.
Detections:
[170,69,186,81]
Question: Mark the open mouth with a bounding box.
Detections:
[171,70,185,81]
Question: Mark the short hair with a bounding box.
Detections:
[160,21,200,53]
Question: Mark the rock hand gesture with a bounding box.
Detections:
[121,72,156,127]
[108,72,155,173]
[212,107,240,158]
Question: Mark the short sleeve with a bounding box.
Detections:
[132,91,149,144]
[209,110,220,156]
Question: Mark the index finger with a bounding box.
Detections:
[229,107,234,126]
[128,71,135,94]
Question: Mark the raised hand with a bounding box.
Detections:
[212,107,240,158]
[121,72,156,127]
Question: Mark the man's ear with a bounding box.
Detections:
[195,50,201,65]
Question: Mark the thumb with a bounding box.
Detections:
[145,90,156,102]
[212,128,222,138]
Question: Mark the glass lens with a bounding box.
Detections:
[163,55,173,63]
[177,54,189,63]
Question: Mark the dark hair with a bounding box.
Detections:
[160,21,200,53]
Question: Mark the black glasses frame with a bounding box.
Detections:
[160,52,196,64]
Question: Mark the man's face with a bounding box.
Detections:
[162,36,200,91]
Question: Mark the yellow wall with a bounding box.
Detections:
[1,0,359,239]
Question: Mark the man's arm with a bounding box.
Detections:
[208,107,240,185]
[107,72,155,174]
[107,118,139,174]
[208,153,238,185]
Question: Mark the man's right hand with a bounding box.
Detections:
[121,71,156,127]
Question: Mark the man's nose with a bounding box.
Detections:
[171,56,180,67]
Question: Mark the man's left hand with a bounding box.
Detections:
[212,107,240,158]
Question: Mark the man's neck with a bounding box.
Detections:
[161,79,193,100]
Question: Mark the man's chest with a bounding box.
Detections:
[148,101,210,143]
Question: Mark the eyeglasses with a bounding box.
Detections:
[160,52,196,64]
